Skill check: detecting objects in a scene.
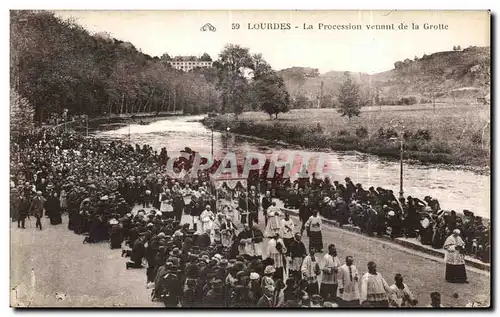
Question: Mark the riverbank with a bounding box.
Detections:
[203,106,490,169]
[87,111,184,130]
[46,111,185,133]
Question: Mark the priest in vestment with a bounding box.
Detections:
[443,229,468,283]
[265,202,282,237]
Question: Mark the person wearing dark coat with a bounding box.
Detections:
[261,192,272,226]
[29,191,45,231]
[109,221,124,249]
[173,194,185,223]
[287,233,307,280]
[203,279,225,307]
[46,192,62,225]
[17,194,30,229]
[257,285,275,307]
[127,234,146,269]
[145,237,160,283]
[298,198,312,234]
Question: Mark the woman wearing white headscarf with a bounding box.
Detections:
[443,229,468,283]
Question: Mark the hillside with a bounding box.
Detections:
[10,10,220,125]
[279,46,491,103]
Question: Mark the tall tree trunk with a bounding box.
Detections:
[161,90,166,113]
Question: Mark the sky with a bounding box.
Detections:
[54,10,490,74]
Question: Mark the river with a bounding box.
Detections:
[95,115,490,219]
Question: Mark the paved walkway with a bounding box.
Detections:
[10,205,490,307]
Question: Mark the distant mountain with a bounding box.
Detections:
[279,46,490,102]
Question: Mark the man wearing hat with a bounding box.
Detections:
[16,191,30,229]
[29,191,46,230]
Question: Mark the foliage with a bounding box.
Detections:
[337,73,362,119]
[214,44,255,117]
[10,10,219,124]
[293,95,311,109]
[356,127,368,138]
[414,129,432,141]
[337,129,350,136]
[10,89,34,134]
[377,96,418,106]
[319,94,335,108]
[200,52,212,62]
[251,60,290,119]
[207,106,490,167]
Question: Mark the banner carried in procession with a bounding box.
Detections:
[211,174,247,190]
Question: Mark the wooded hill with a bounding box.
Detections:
[278,46,490,105]
[10,10,220,124]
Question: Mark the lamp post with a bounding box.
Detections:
[389,119,405,199]
[211,125,214,157]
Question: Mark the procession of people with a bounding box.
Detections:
[9,129,488,308]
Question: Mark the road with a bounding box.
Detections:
[10,208,490,308]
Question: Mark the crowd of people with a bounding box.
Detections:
[9,129,490,308]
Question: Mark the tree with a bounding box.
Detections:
[200,52,212,62]
[252,72,290,119]
[319,94,335,108]
[10,10,221,122]
[294,95,310,109]
[337,73,362,119]
[214,44,254,118]
[10,89,34,134]
[161,53,172,60]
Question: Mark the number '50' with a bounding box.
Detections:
[232,23,240,30]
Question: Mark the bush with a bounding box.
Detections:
[385,128,399,139]
[356,127,368,138]
[471,131,483,145]
[337,129,350,137]
[414,129,432,141]
[403,130,414,141]
[315,123,324,133]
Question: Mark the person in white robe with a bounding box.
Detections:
[320,244,341,302]
[360,261,393,307]
[388,274,417,307]
[211,213,225,242]
[222,204,238,224]
[266,233,288,280]
[199,205,215,234]
[301,247,321,295]
[443,229,468,283]
[337,256,360,307]
[265,203,282,237]
[237,224,265,259]
[182,184,193,205]
[305,210,323,252]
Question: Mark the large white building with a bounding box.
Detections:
[168,60,213,72]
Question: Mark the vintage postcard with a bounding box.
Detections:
[10,10,490,308]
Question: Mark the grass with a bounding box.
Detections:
[204,104,490,167]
